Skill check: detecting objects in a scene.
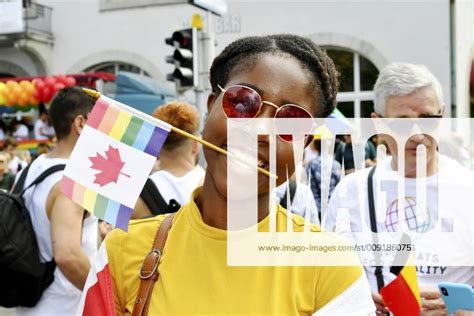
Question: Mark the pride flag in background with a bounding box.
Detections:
[61,95,170,230]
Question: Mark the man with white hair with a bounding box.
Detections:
[324,63,473,315]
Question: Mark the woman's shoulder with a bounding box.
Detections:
[128,214,169,230]
[105,214,170,254]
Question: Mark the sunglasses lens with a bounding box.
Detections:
[222,86,261,119]
[275,105,313,142]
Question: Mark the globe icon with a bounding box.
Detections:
[385,196,431,233]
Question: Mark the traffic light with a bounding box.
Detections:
[165,28,199,91]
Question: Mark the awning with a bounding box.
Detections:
[115,71,174,96]
[113,72,176,115]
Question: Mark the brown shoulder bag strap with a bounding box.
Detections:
[131,213,175,316]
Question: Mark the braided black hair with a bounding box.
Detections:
[209,34,339,118]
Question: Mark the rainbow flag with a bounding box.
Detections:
[85,98,166,156]
[61,95,171,230]
[16,140,52,153]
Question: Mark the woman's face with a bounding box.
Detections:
[203,53,320,198]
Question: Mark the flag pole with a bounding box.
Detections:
[82,88,277,179]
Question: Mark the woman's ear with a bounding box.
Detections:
[207,92,217,112]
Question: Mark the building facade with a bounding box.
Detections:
[0,0,472,118]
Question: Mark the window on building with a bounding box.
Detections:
[85,62,150,77]
[325,48,379,118]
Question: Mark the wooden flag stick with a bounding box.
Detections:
[82,88,277,179]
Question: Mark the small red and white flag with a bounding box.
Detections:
[77,243,116,316]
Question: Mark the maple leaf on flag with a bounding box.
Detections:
[89,145,130,187]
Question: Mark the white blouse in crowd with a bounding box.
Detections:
[149,165,205,206]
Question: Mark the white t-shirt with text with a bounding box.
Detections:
[324,155,473,291]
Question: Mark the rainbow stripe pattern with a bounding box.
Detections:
[15,140,52,154]
[86,98,168,156]
[61,175,133,229]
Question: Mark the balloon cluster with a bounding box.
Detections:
[0,75,77,107]
[33,75,76,104]
[0,80,37,107]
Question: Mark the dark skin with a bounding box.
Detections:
[195,53,319,230]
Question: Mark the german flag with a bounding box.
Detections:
[380,235,421,316]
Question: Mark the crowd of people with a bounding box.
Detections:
[0,106,56,144]
[0,105,55,193]
[1,33,473,316]
[0,136,52,192]
[0,138,31,191]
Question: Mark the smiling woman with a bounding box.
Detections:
[99,34,376,315]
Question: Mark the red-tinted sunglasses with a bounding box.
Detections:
[218,84,314,142]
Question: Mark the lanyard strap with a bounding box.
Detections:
[368,166,385,292]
